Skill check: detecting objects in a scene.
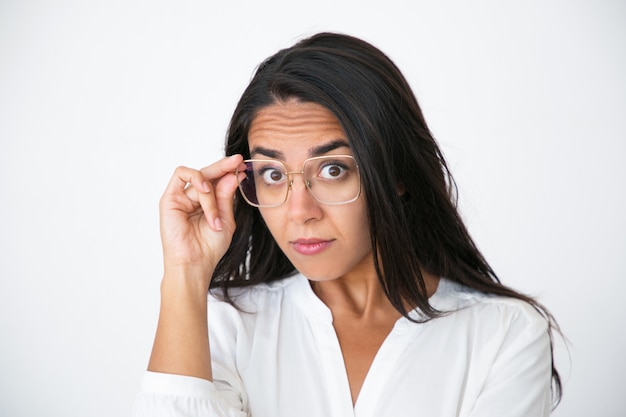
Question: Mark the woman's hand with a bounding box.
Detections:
[159,155,246,287]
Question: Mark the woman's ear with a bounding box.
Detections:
[397,183,406,196]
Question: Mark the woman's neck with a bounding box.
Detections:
[310,264,440,319]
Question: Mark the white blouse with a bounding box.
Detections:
[134,274,553,417]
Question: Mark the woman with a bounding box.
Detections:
[134,32,562,416]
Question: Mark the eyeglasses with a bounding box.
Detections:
[236,155,361,208]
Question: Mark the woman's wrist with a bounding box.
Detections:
[160,264,214,302]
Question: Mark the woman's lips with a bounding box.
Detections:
[291,238,333,255]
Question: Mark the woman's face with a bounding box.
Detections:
[247,100,374,282]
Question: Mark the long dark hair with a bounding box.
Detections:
[210,32,561,406]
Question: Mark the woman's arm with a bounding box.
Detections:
[147,155,245,381]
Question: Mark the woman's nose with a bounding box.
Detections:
[286,175,323,223]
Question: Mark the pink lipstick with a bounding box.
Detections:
[291,238,333,255]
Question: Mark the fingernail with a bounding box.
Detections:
[203,182,211,193]
[214,217,223,231]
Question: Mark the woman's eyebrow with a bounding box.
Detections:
[249,139,350,160]
[309,139,350,156]
[250,146,283,159]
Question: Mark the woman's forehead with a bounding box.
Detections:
[249,101,343,137]
[248,101,350,159]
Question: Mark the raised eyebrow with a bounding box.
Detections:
[249,146,284,159]
[250,139,351,159]
[309,139,351,156]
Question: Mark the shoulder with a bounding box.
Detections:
[417,279,553,380]
[423,281,554,415]
[204,275,303,348]
[430,279,549,336]
[208,274,301,313]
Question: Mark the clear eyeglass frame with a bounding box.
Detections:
[235,154,362,208]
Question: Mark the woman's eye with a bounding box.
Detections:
[319,164,347,180]
[261,168,286,184]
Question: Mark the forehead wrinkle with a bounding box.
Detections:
[250,116,341,135]
[249,102,342,135]
[247,101,349,160]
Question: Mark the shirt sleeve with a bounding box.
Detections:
[133,371,249,417]
[468,303,553,417]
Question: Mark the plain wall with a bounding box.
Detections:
[1,0,624,416]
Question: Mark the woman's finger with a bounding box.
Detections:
[211,168,246,228]
[195,155,246,231]
[198,154,244,181]
[197,166,246,232]
[161,156,245,232]
[165,166,211,196]
[166,154,243,198]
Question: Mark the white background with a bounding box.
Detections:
[1,1,624,416]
